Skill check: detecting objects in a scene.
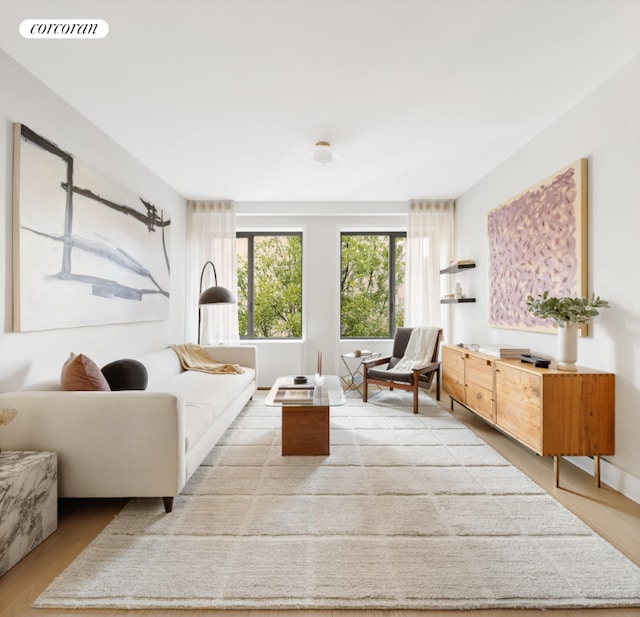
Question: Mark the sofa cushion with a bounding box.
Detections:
[101,359,148,391]
[149,368,256,451]
[136,349,184,386]
[367,366,413,384]
[61,353,111,391]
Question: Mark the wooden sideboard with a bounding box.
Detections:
[442,344,615,487]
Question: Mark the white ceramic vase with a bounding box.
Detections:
[556,322,579,371]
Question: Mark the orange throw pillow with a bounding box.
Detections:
[61,353,111,391]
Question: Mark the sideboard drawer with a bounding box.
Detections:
[465,381,494,423]
[495,363,542,452]
[465,353,494,389]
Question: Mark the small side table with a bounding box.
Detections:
[0,451,57,576]
[341,351,381,395]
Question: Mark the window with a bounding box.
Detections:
[237,232,302,339]
[340,232,406,338]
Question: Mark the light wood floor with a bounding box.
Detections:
[2,395,639,617]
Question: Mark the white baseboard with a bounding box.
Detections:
[566,456,640,505]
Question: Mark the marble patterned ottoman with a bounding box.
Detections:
[0,451,57,577]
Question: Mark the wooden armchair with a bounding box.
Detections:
[362,327,442,414]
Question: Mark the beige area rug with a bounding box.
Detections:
[35,391,640,610]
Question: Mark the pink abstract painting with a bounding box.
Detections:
[488,159,587,332]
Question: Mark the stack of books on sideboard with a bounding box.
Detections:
[477,344,530,358]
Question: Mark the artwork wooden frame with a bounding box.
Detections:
[487,159,587,333]
[12,123,171,332]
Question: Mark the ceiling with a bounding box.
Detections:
[2,0,640,202]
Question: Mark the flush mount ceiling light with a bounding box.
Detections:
[301,141,342,168]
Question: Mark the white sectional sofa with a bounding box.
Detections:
[0,345,257,512]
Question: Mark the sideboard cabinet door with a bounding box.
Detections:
[442,345,465,404]
[495,362,542,452]
[495,361,615,457]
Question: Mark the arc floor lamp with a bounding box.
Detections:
[197,260,236,344]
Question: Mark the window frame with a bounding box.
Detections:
[339,231,406,339]
[237,231,303,340]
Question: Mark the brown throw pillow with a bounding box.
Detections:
[61,353,111,391]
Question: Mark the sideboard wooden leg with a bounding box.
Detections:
[594,456,601,487]
[554,456,560,488]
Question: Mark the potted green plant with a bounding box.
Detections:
[526,291,611,371]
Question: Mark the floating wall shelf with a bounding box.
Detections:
[440,262,476,275]
[440,260,476,304]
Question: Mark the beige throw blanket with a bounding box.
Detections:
[389,326,439,373]
[171,343,244,374]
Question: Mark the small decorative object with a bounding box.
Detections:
[526,291,611,371]
[454,282,463,299]
[294,376,307,384]
[0,407,18,454]
[315,351,324,384]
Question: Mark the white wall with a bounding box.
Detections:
[453,54,640,503]
[0,51,187,392]
[236,202,406,387]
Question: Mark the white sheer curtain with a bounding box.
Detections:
[405,199,455,331]
[186,200,239,344]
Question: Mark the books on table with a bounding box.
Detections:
[477,344,530,358]
[274,385,316,404]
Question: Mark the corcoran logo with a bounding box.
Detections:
[20,19,109,39]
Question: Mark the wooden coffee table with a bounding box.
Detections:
[265,375,345,456]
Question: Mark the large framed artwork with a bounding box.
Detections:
[487,159,587,333]
[12,124,171,332]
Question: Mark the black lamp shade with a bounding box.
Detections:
[197,260,236,344]
[199,285,236,305]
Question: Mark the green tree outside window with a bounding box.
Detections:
[340,233,406,338]
[237,233,302,338]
